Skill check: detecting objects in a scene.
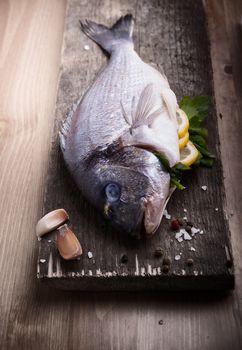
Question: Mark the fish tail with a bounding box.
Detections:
[80,14,134,54]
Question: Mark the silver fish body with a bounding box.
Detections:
[60,15,180,237]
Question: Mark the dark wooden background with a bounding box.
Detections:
[38,0,233,291]
[0,0,242,349]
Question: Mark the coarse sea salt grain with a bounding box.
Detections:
[184,232,192,240]
[175,255,181,261]
[215,208,219,211]
[87,251,93,259]
[190,247,196,252]
[175,225,204,243]
[164,209,171,220]
[39,259,46,263]
[176,230,185,239]
[175,232,183,242]
[183,208,187,212]
[183,216,187,221]
[175,229,187,242]
[191,227,200,235]
[201,185,207,191]
[84,44,90,50]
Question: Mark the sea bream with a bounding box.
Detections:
[60,14,180,238]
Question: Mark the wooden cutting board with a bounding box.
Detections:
[37,0,234,290]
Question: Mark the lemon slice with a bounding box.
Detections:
[177,109,189,138]
[180,141,199,166]
[179,132,189,150]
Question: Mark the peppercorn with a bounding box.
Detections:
[186,225,192,233]
[162,265,170,273]
[121,254,128,263]
[154,247,164,257]
[163,257,171,265]
[170,218,181,231]
[186,221,194,227]
[186,258,194,266]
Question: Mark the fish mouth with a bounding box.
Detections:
[105,201,146,239]
[127,204,163,239]
[104,196,166,239]
[121,210,145,239]
[112,204,160,239]
[143,187,175,236]
[143,194,168,237]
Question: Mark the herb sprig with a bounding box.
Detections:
[156,96,215,189]
[180,96,215,168]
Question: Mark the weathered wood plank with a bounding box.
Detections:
[37,0,234,290]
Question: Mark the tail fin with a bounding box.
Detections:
[80,14,134,54]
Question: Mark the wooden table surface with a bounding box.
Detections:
[0,0,241,349]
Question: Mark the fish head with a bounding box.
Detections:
[79,145,171,238]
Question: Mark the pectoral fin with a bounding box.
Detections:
[132,84,163,128]
[120,84,180,167]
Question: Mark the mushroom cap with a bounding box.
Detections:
[36,209,69,237]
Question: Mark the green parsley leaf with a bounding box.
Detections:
[189,127,208,138]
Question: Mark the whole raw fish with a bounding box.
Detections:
[60,15,180,238]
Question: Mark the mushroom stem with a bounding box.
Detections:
[56,224,82,260]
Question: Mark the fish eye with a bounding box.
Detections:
[105,183,121,203]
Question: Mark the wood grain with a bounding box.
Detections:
[0,0,68,348]
[0,0,242,349]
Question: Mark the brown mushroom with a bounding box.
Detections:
[36,209,82,260]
